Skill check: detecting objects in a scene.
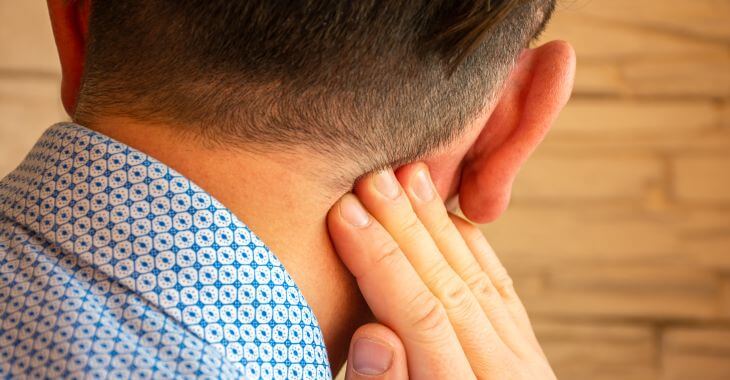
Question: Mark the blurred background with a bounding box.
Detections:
[1,1,728,379]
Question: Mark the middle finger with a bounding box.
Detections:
[354,169,509,373]
[397,163,535,359]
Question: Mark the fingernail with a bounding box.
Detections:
[352,338,393,376]
[340,194,370,227]
[412,168,435,202]
[374,170,400,199]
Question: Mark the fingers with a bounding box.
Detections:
[352,169,511,373]
[345,323,407,380]
[330,163,553,379]
[396,163,535,358]
[449,215,544,357]
[328,194,474,379]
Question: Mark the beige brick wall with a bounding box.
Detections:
[0,1,66,176]
[1,1,728,379]
[481,1,730,379]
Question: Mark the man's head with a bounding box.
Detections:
[48,0,574,222]
[53,1,554,170]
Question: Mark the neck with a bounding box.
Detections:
[84,117,371,371]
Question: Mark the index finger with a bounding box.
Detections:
[328,194,474,380]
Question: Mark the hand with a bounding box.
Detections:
[327,163,554,379]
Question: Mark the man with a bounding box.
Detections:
[0,0,574,378]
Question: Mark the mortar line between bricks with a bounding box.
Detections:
[0,69,60,80]
[566,12,730,46]
[654,323,664,373]
[571,93,730,102]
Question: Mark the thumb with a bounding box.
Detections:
[345,323,408,380]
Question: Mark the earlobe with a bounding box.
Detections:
[459,40,576,223]
[47,0,91,117]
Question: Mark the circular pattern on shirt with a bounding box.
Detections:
[0,124,331,379]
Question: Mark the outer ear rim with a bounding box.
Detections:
[459,40,576,224]
[47,0,91,117]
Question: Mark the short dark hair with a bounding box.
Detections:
[77,0,554,174]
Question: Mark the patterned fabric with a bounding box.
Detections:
[0,123,331,379]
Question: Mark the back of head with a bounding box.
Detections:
[77,0,555,173]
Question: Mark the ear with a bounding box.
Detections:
[459,40,576,223]
[47,0,91,117]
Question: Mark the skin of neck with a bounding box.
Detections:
[85,116,372,370]
[83,111,489,371]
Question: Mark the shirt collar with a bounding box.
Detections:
[0,122,331,377]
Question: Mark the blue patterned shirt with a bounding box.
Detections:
[0,123,331,379]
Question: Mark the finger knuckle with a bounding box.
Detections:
[397,215,425,242]
[464,228,493,256]
[428,268,473,312]
[431,212,455,240]
[492,265,516,298]
[372,239,403,267]
[465,271,497,300]
[408,289,450,335]
[442,280,473,312]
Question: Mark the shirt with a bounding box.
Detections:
[0,123,331,379]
